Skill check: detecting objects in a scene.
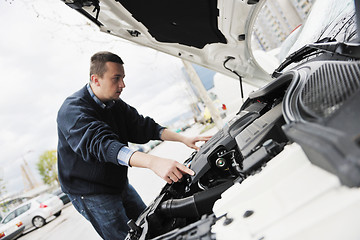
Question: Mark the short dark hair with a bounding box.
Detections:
[90,51,124,78]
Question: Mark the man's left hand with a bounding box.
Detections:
[182,135,212,150]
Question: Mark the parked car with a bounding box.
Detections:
[52,188,71,205]
[0,218,24,240]
[0,193,63,232]
[60,0,360,239]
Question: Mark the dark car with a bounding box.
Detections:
[60,0,360,239]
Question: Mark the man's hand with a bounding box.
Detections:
[129,129,212,184]
[129,151,195,184]
[160,128,212,150]
[148,157,194,184]
[182,135,212,150]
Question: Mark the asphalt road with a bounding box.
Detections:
[18,123,219,240]
[18,203,101,240]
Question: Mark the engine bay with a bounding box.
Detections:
[125,70,292,240]
[125,57,360,240]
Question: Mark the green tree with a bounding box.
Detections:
[37,150,59,186]
[0,176,5,196]
[0,175,7,214]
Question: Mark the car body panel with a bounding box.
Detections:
[0,219,25,240]
[212,143,360,239]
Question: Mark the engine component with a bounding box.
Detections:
[283,60,360,187]
[158,181,234,218]
[151,214,217,240]
[186,102,266,184]
[242,139,285,175]
[126,70,294,240]
[235,103,287,158]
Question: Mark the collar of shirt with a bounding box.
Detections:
[86,83,115,109]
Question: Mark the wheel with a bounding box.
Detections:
[54,210,62,217]
[32,216,45,228]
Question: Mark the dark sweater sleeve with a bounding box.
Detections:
[57,98,125,166]
[121,101,164,144]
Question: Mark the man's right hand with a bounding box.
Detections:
[129,151,194,184]
[148,156,194,184]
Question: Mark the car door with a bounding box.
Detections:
[15,203,32,230]
[1,211,16,225]
[0,210,18,238]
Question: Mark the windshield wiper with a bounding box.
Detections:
[272,38,360,78]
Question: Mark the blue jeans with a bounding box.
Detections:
[68,183,146,240]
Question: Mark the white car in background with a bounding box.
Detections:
[0,193,63,232]
[0,218,24,240]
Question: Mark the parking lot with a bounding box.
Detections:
[18,204,101,240]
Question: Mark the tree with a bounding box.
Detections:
[0,175,7,214]
[0,176,5,196]
[37,150,59,186]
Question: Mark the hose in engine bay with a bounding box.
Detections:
[158,180,234,218]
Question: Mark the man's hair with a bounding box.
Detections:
[90,51,124,78]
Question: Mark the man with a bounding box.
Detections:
[57,51,210,240]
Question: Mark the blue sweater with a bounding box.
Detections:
[57,85,163,195]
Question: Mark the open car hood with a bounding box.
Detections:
[62,0,271,87]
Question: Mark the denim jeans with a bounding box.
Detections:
[68,183,146,240]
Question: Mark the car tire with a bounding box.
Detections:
[32,216,45,228]
[54,210,62,217]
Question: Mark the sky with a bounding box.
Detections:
[0,0,195,195]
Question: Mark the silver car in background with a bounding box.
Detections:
[0,218,24,240]
[0,193,63,232]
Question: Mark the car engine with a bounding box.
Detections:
[125,50,360,239]
[122,1,360,239]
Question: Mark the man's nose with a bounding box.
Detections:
[119,79,125,88]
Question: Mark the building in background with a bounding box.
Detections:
[252,0,315,51]
[290,0,315,19]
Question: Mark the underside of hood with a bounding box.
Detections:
[62,0,272,87]
[119,0,227,49]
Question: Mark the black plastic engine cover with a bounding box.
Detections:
[283,60,360,187]
[188,101,267,183]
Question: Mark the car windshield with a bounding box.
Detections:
[250,0,356,75]
[250,0,315,74]
[293,0,355,48]
[2,211,15,224]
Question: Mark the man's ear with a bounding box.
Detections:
[90,74,100,86]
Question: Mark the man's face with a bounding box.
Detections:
[91,61,125,102]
